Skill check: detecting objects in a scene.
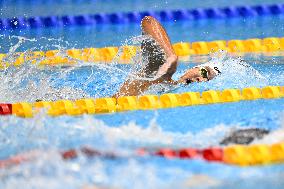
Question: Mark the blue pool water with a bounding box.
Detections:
[0,1,284,189]
[0,97,284,188]
[1,14,284,52]
[0,0,282,18]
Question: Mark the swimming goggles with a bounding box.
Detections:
[200,66,222,79]
[200,67,209,79]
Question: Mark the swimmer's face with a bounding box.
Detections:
[178,66,217,84]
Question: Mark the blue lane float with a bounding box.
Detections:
[0,4,283,30]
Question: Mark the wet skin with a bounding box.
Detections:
[178,66,217,85]
[114,16,217,97]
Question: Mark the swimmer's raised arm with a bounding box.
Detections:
[141,16,178,79]
[114,16,178,98]
[113,16,220,98]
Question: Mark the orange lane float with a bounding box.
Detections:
[147,142,284,166]
[4,86,282,118]
[0,37,284,67]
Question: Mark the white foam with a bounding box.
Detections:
[0,110,283,188]
[195,50,267,88]
[252,112,284,145]
[0,111,234,159]
[0,35,90,102]
[0,150,191,189]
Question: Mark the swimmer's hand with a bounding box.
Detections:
[156,55,178,81]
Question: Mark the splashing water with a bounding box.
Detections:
[0,20,284,189]
[0,111,234,159]
[1,111,284,189]
[1,34,280,101]
[0,34,161,101]
[207,50,268,88]
[114,36,273,95]
[1,106,283,159]
[0,35,92,102]
[254,112,284,144]
[172,50,271,93]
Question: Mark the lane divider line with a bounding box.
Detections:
[0,36,284,68]
[1,142,284,169]
[1,4,283,29]
[0,86,283,118]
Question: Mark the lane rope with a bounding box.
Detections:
[1,4,284,29]
[1,86,283,118]
[0,36,284,68]
[1,142,284,169]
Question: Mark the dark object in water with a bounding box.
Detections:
[220,128,269,145]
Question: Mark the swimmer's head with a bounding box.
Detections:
[178,64,221,84]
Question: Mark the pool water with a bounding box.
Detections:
[0,1,284,189]
[1,14,284,52]
[1,0,282,18]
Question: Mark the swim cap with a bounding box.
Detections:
[194,62,222,75]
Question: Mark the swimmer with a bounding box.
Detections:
[220,128,269,145]
[114,16,221,97]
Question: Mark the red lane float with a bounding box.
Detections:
[2,142,284,169]
[61,147,117,160]
[0,150,40,168]
[150,147,221,162]
[0,104,12,115]
[202,148,223,162]
[0,146,220,169]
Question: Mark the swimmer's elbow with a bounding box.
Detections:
[141,16,156,28]
[112,93,119,99]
